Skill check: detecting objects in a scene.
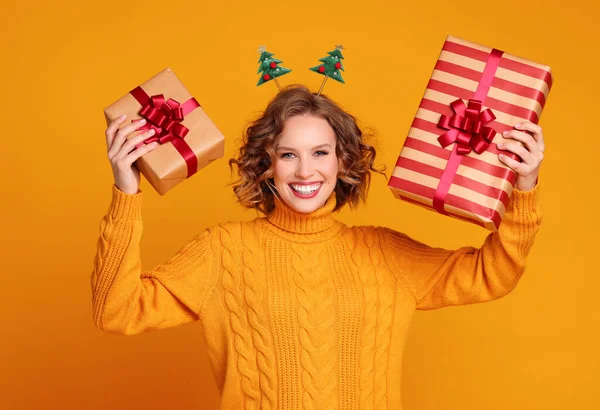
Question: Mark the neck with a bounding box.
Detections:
[266,191,339,236]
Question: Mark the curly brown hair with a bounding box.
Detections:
[228,84,386,215]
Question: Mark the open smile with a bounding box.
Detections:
[289,182,323,198]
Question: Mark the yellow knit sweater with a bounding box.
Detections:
[91,182,542,410]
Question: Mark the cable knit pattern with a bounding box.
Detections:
[368,231,395,410]
[240,223,278,410]
[91,183,543,410]
[92,218,130,328]
[265,236,300,409]
[327,237,362,410]
[348,228,377,410]
[219,223,261,409]
[291,242,338,410]
[346,226,395,410]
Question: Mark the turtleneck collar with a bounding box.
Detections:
[266,191,339,235]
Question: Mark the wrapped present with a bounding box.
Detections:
[103,68,225,195]
[388,35,553,231]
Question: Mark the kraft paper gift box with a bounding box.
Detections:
[103,68,225,195]
[388,35,553,231]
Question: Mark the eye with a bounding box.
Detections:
[279,152,295,159]
[315,150,329,156]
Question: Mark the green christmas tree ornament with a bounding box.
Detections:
[310,44,346,95]
[256,45,292,90]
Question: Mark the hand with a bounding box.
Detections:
[105,114,159,195]
[497,121,545,192]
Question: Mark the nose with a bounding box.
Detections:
[294,157,314,179]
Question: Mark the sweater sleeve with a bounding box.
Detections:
[378,182,543,310]
[90,184,216,335]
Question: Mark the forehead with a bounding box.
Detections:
[276,114,336,148]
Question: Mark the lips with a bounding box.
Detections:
[289,182,323,198]
[290,182,322,192]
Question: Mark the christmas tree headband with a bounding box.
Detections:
[256,45,345,95]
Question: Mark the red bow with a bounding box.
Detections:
[437,99,496,155]
[133,94,191,149]
[128,86,201,178]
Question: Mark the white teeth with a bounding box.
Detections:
[290,183,321,194]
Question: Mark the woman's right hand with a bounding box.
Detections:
[105,114,159,195]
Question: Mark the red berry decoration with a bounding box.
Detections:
[257,47,291,87]
[310,46,346,87]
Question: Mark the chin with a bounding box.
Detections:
[288,200,322,214]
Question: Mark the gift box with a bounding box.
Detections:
[388,35,553,231]
[103,68,225,195]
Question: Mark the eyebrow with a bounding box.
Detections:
[276,143,333,151]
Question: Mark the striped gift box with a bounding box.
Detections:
[388,35,553,231]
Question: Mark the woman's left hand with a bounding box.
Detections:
[497,121,545,192]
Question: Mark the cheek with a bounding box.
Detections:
[272,160,290,182]
[325,155,340,177]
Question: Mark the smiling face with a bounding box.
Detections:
[272,114,339,214]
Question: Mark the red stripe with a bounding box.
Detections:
[420,98,454,118]
[412,105,521,168]
[411,116,505,156]
[395,156,510,207]
[500,58,553,90]
[388,176,502,229]
[389,190,487,228]
[435,60,482,82]
[442,40,553,88]
[442,41,491,64]
[402,135,517,184]
[492,77,546,109]
[419,98,528,135]
[434,60,547,108]
[406,129,450,159]
[427,79,539,123]
[418,100,514,143]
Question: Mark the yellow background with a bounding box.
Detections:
[2,0,598,409]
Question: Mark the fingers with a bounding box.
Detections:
[500,129,543,159]
[514,121,545,152]
[107,118,148,159]
[116,128,157,160]
[498,152,527,174]
[497,141,535,166]
[118,141,159,169]
[110,129,156,163]
[497,121,545,189]
[498,121,546,177]
[105,114,128,149]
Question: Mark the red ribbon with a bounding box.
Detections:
[433,48,504,215]
[129,86,201,178]
[437,98,496,155]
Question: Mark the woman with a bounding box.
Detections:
[92,85,545,409]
